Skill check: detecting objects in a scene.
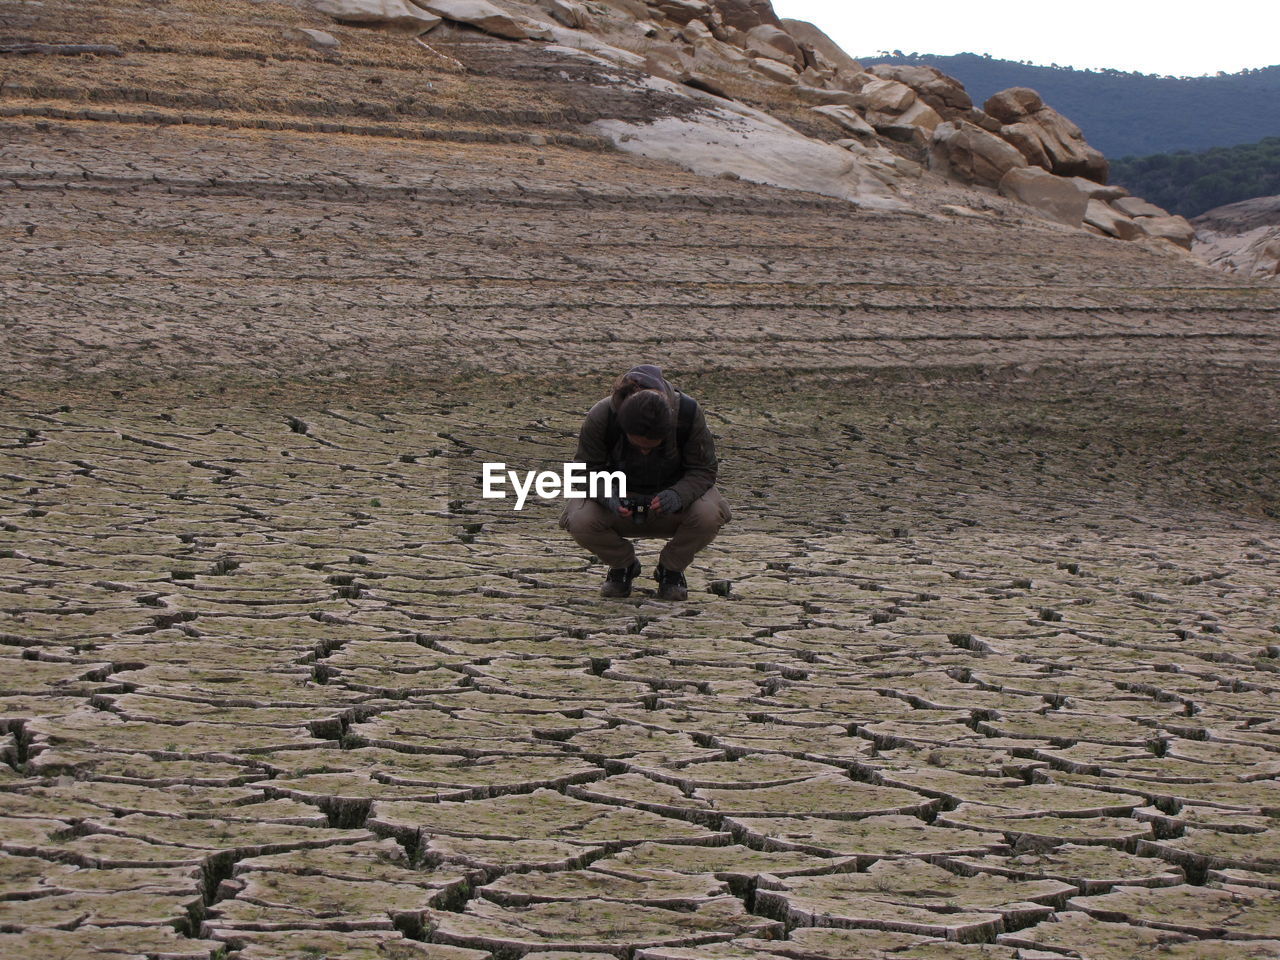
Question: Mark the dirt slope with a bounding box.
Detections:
[2,0,1278,384]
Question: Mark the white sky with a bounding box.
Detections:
[769,1,1280,77]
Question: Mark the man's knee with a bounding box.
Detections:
[565,500,615,538]
[682,492,727,530]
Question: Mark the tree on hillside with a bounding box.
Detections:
[1111,136,1280,216]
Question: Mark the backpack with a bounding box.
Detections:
[604,392,697,461]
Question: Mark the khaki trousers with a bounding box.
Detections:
[559,486,732,572]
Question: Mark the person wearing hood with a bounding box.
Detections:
[559,364,731,601]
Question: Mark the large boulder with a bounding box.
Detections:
[310,0,441,28]
[1113,196,1169,218]
[750,56,798,84]
[894,98,942,135]
[780,18,862,78]
[1070,177,1128,202]
[868,63,971,117]
[708,0,779,32]
[984,87,1108,184]
[853,78,941,143]
[810,104,876,141]
[410,0,543,38]
[1084,199,1141,240]
[797,64,834,86]
[984,87,1044,123]
[1134,214,1196,249]
[535,0,593,28]
[999,166,1089,227]
[965,107,1004,133]
[857,77,915,115]
[647,0,710,25]
[930,120,1028,187]
[681,16,714,40]
[744,23,801,66]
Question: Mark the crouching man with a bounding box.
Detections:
[559,364,731,601]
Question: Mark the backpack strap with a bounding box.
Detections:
[604,405,620,457]
[604,392,698,459]
[676,392,697,449]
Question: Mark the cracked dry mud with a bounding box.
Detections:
[3,0,1280,956]
[2,373,1279,959]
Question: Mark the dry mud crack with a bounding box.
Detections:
[2,372,1279,959]
[3,0,1280,955]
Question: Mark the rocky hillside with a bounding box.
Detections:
[858,55,1280,157]
[280,0,1203,254]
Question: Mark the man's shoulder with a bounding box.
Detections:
[676,391,704,428]
[581,397,613,435]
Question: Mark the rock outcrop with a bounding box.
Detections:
[779,18,863,82]
[999,166,1089,227]
[648,0,710,26]
[414,0,550,38]
[984,87,1108,183]
[592,87,904,210]
[868,63,972,119]
[1135,214,1196,249]
[930,120,1027,187]
[854,78,943,145]
[743,23,801,68]
[709,0,780,32]
[310,0,441,27]
[1084,199,1141,241]
[810,104,876,141]
[1193,195,1280,279]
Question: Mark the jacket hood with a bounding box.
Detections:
[611,364,678,411]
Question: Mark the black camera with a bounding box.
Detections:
[620,497,649,525]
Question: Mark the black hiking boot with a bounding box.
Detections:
[654,564,688,602]
[601,559,641,598]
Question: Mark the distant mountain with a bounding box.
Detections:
[856,53,1280,157]
[1109,137,1280,218]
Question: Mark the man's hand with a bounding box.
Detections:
[650,489,682,515]
[607,496,632,519]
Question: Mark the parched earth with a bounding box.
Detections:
[3,365,1280,959]
[3,0,1280,957]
